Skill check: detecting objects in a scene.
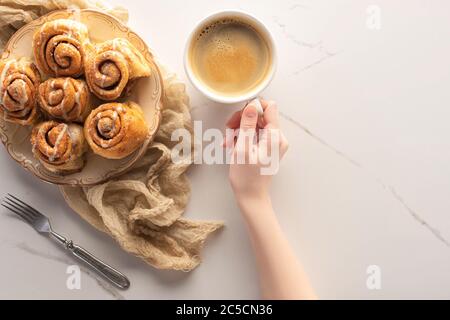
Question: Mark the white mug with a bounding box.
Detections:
[184,10,277,104]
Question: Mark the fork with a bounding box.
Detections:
[1,194,130,289]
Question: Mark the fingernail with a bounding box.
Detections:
[244,105,257,118]
[250,98,264,115]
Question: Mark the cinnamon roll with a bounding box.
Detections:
[0,58,41,125]
[33,19,90,78]
[84,101,148,159]
[84,38,152,101]
[38,77,91,122]
[31,121,87,174]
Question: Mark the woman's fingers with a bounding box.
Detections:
[234,104,258,159]
[279,131,289,158]
[263,100,279,129]
[238,104,258,133]
[226,98,270,129]
[225,99,283,158]
[226,109,243,129]
[223,128,238,148]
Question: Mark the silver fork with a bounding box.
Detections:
[1,194,130,289]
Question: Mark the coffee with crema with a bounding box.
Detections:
[188,18,272,97]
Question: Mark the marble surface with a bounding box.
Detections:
[1,0,450,299]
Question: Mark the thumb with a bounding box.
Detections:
[239,103,258,131]
[235,104,258,154]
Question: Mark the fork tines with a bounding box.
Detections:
[1,194,41,224]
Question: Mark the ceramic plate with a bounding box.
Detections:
[0,9,163,186]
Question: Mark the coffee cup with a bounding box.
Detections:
[184,10,277,104]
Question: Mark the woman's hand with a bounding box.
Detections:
[226,99,289,203]
[225,99,316,299]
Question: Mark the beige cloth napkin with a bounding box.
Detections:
[0,0,224,271]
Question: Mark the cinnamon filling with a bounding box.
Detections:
[96,115,120,140]
[41,123,70,163]
[5,79,29,108]
[44,36,83,75]
[48,88,64,105]
[98,60,121,89]
[89,107,125,149]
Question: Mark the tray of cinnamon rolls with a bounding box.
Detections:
[0,9,163,185]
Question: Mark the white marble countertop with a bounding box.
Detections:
[1,0,450,299]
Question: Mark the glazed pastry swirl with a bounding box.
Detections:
[31,121,87,174]
[0,58,41,125]
[33,19,90,77]
[84,102,149,159]
[85,38,152,101]
[38,77,91,122]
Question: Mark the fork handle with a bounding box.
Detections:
[50,232,130,289]
[70,244,130,289]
